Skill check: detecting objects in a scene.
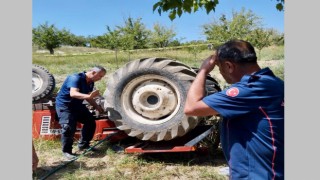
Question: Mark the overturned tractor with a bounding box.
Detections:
[32,57,221,145]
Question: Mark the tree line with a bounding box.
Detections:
[32,8,284,55]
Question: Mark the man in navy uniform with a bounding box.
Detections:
[185,40,284,179]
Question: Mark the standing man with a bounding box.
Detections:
[55,65,106,160]
[184,40,284,179]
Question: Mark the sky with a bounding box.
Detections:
[32,0,284,42]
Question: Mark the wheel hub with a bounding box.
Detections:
[132,81,177,119]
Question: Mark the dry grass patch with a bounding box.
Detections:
[33,138,228,180]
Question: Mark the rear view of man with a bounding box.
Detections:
[55,65,106,160]
[185,40,284,179]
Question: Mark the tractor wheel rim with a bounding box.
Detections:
[132,80,177,119]
[32,72,43,93]
[121,75,180,125]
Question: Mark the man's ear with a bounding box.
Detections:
[225,61,235,73]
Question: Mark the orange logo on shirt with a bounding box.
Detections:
[226,87,239,97]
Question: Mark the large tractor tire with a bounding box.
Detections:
[192,67,221,95]
[32,64,56,103]
[104,57,220,142]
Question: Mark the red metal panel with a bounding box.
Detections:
[92,119,128,142]
[32,109,127,142]
[32,109,64,140]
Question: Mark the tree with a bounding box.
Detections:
[249,28,272,59]
[32,22,70,54]
[104,27,122,67]
[88,17,151,60]
[168,38,182,47]
[153,0,284,21]
[89,35,109,48]
[267,29,284,46]
[117,17,151,50]
[65,34,88,47]
[203,8,262,45]
[105,26,121,50]
[150,23,176,48]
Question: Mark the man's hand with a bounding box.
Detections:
[70,88,101,100]
[88,90,100,99]
[184,54,219,117]
[199,54,217,74]
[86,97,105,114]
[88,90,106,114]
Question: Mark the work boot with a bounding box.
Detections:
[63,152,77,160]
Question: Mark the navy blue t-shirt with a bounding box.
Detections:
[203,67,284,179]
[55,72,94,109]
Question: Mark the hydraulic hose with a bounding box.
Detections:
[39,132,119,180]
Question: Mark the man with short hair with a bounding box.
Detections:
[185,40,284,179]
[55,65,106,160]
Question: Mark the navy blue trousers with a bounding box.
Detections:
[56,105,96,153]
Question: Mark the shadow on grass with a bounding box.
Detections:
[135,147,227,167]
[32,160,84,180]
[89,135,227,167]
[74,136,138,159]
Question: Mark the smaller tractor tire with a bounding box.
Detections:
[32,64,56,103]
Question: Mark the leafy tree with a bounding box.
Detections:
[88,35,109,48]
[120,33,136,60]
[66,34,88,47]
[202,8,262,45]
[249,28,272,59]
[150,23,177,48]
[32,22,70,54]
[153,0,284,20]
[168,38,182,47]
[267,29,284,46]
[105,26,121,50]
[89,17,151,57]
[89,26,122,49]
[104,26,122,67]
[117,17,151,50]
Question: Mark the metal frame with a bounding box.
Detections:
[125,125,214,153]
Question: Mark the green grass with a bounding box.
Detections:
[270,60,284,80]
[258,45,284,61]
[33,137,229,180]
[33,138,61,151]
[33,45,284,93]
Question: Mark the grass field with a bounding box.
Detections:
[32,45,284,93]
[33,137,229,180]
[32,45,284,180]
